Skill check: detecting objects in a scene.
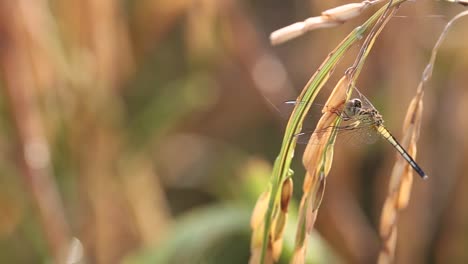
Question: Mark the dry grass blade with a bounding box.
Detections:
[378,10,468,264]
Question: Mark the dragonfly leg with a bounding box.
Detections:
[340,111,352,121]
[350,120,361,128]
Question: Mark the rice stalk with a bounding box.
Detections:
[291,2,401,262]
[378,10,468,264]
[249,1,407,263]
[377,90,423,264]
[290,75,348,264]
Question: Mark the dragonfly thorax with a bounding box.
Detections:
[342,98,384,126]
[359,108,384,126]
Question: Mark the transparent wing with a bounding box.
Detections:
[278,100,331,130]
[294,116,380,145]
[353,88,378,110]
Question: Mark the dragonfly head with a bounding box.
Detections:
[344,98,362,117]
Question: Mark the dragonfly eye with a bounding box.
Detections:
[353,99,362,108]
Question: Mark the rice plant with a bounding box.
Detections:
[250,1,468,263]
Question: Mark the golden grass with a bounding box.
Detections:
[377,90,423,264]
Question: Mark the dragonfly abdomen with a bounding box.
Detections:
[376,126,427,179]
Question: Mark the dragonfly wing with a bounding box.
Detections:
[295,117,381,146]
[279,101,330,131]
[294,126,333,145]
[352,87,378,111]
[339,124,380,146]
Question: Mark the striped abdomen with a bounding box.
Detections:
[376,125,427,179]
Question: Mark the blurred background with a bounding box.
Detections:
[0,0,467,263]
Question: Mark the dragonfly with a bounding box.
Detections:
[285,88,427,179]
